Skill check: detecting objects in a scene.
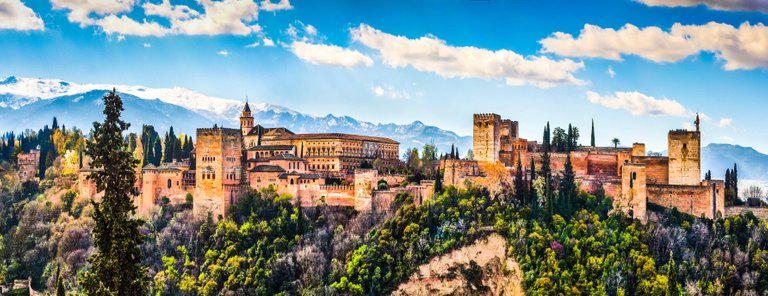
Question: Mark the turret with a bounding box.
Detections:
[240,99,254,136]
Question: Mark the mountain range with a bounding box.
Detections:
[2,76,767,181]
[0,76,472,155]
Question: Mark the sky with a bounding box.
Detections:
[1,0,768,153]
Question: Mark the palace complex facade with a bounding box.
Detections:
[443,113,724,223]
[78,102,415,219]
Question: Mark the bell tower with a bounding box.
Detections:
[240,99,254,136]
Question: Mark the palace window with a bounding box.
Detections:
[167,179,172,189]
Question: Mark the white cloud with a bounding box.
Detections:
[0,0,44,31]
[260,0,292,11]
[171,0,260,36]
[541,22,768,70]
[51,0,135,26]
[586,90,690,117]
[717,117,733,128]
[217,50,229,57]
[372,85,385,96]
[290,41,373,67]
[607,66,616,78]
[245,37,273,48]
[636,0,768,14]
[304,24,317,36]
[143,42,151,47]
[143,0,199,20]
[54,0,286,37]
[351,24,585,88]
[96,14,169,37]
[371,84,410,100]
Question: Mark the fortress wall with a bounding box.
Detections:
[725,207,768,220]
[633,156,669,184]
[586,153,618,176]
[647,183,722,219]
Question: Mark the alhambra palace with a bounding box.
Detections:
[13,102,727,222]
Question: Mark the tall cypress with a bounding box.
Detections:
[541,123,553,217]
[590,119,596,147]
[529,157,537,209]
[79,89,149,295]
[514,151,526,204]
[733,163,739,200]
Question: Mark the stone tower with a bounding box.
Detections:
[668,129,701,186]
[621,163,647,223]
[240,101,254,136]
[473,113,501,163]
[194,127,244,219]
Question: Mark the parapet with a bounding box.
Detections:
[473,113,501,123]
[197,127,242,137]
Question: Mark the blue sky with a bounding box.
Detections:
[2,0,768,153]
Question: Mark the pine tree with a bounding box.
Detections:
[52,117,59,130]
[590,119,595,147]
[79,89,149,295]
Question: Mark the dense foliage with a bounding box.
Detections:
[79,90,149,295]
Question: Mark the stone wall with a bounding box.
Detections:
[668,130,701,186]
[621,163,647,223]
[193,128,244,219]
[473,114,501,163]
[17,149,39,181]
[725,207,768,220]
[647,181,724,219]
[633,156,669,185]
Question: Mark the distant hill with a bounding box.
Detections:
[702,143,768,181]
[0,90,213,134]
[0,76,471,155]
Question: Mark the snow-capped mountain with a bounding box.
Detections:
[0,76,471,155]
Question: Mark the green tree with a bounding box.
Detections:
[79,89,149,295]
[612,138,620,148]
[591,119,596,147]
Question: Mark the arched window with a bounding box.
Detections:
[167,179,172,189]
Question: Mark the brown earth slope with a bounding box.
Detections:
[393,233,523,296]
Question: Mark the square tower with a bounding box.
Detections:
[621,163,647,223]
[668,130,701,186]
[194,127,244,219]
[473,113,501,163]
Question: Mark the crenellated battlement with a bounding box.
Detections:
[473,113,501,123]
[197,127,242,137]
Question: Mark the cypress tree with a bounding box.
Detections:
[514,151,526,205]
[559,154,576,218]
[541,123,553,217]
[733,163,739,200]
[56,266,65,296]
[79,89,149,295]
[153,139,162,166]
[529,157,537,209]
[52,116,59,130]
[591,119,595,147]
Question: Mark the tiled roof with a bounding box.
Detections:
[269,153,305,161]
[247,145,295,151]
[250,165,286,173]
[279,172,322,179]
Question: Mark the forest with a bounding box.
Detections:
[1,92,767,295]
